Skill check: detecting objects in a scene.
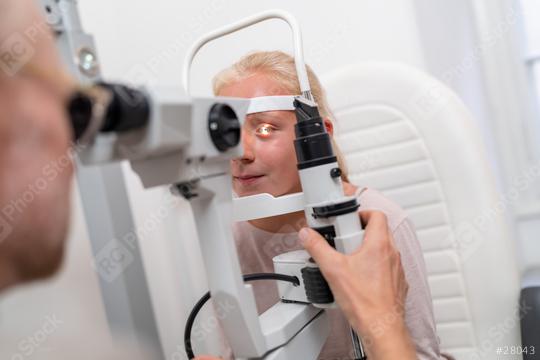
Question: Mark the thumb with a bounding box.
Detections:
[299,228,340,268]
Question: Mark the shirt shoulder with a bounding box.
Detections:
[356,187,409,233]
[232,220,301,273]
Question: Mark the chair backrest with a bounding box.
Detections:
[321,62,522,359]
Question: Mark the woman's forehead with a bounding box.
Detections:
[220,73,292,98]
[246,110,295,123]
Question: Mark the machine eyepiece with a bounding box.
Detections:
[208,103,241,152]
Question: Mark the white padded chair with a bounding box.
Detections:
[321,62,522,359]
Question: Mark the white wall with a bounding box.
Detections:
[78,0,426,95]
[413,0,503,187]
[414,0,540,273]
[518,0,540,273]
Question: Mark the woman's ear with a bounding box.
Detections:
[323,118,334,136]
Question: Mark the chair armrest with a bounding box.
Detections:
[521,268,540,360]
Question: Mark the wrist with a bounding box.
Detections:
[351,312,416,360]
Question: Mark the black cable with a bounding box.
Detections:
[184,291,211,359]
[184,272,299,359]
[243,272,299,285]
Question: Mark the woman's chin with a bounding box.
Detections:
[233,183,301,198]
[234,188,263,197]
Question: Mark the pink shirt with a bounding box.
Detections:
[227,187,451,359]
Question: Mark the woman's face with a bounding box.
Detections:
[219,73,304,198]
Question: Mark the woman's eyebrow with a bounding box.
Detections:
[247,112,288,123]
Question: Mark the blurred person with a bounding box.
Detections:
[0,1,157,358]
[0,0,75,293]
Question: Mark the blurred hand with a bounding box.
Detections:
[299,211,416,359]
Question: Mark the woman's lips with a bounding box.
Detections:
[234,175,264,186]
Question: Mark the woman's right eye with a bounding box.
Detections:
[254,123,276,138]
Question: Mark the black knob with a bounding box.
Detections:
[208,103,241,152]
[330,167,342,179]
[301,266,334,304]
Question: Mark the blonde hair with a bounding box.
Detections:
[212,50,350,183]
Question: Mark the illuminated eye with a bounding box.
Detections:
[255,124,275,137]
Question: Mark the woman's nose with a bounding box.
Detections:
[236,129,255,162]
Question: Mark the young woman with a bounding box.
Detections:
[213,51,449,360]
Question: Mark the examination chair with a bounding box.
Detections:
[322,62,540,360]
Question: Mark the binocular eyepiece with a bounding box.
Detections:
[67,83,241,153]
[67,82,150,141]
